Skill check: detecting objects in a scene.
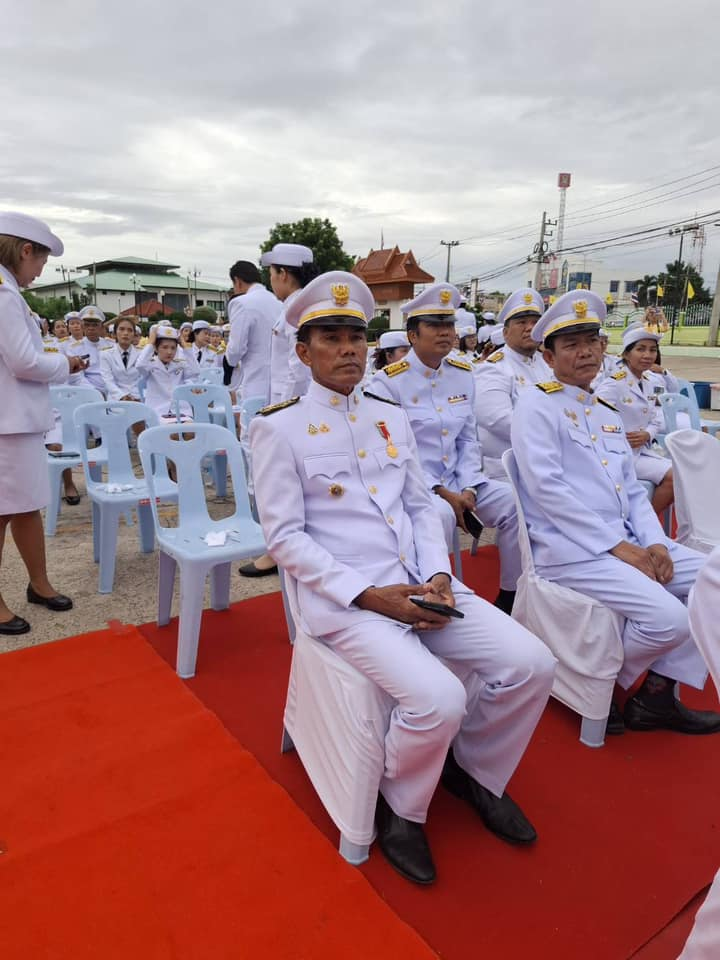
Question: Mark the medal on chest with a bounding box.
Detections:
[375,421,398,458]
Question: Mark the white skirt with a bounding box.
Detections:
[634,447,672,486]
[0,432,51,514]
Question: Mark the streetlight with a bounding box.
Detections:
[129,273,139,316]
[159,289,165,316]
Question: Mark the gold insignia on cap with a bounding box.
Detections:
[522,293,533,305]
[329,483,344,497]
[574,300,588,318]
[331,284,350,306]
[439,290,452,305]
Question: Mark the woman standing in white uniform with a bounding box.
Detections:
[598,324,673,513]
[0,212,87,635]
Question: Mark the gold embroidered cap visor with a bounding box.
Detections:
[404,309,456,322]
[540,319,602,343]
[297,309,368,329]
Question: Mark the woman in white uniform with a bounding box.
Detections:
[0,212,87,635]
[136,324,198,421]
[99,316,143,402]
[597,324,673,513]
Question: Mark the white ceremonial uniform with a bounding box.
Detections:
[99,343,143,401]
[597,367,671,485]
[0,264,70,513]
[226,283,283,405]
[60,336,90,386]
[368,348,521,591]
[269,291,311,403]
[78,337,107,395]
[473,346,552,479]
[511,380,708,690]
[681,548,720,959]
[193,344,221,370]
[250,381,555,820]
[590,352,623,390]
[136,344,199,418]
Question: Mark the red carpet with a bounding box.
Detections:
[141,547,720,960]
[0,624,437,959]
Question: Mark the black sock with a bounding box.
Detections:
[636,670,676,711]
[494,589,516,615]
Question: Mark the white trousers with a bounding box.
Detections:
[538,541,708,690]
[436,479,521,591]
[322,581,556,822]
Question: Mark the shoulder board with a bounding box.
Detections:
[486,351,504,364]
[383,359,410,377]
[445,357,472,372]
[43,346,59,353]
[99,344,114,351]
[611,369,627,380]
[472,356,482,364]
[258,397,300,416]
[57,336,69,342]
[536,381,564,394]
[597,397,618,412]
[362,390,401,406]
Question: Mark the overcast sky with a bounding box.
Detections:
[3,0,719,293]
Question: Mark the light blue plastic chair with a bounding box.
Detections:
[194,366,223,385]
[137,423,266,678]
[238,395,268,494]
[73,401,177,593]
[659,392,720,437]
[172,384,235,496]
[45,385,103,535]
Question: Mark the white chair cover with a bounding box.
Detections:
[680,548,720,958]
[664,430,720,553]
[503,450,625,741]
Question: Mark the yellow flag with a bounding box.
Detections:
[687,281,696,300]
[657,284,664,298]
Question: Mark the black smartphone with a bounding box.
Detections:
[463,508,484,539]
[48,451,78,458]
[410,597,465,619]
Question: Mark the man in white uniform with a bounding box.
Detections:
[511,289,718,736]
[225,260,282,406]
[77,305,107,396]
[250,272,555,885]
[474,289,551,479]
[368,283,522,614]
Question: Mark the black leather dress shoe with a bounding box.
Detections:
[605,700,625,736]
[0,615,30,635]
[441,750,537,844]
[375,793,436,885]
[238,561,278,578]
[26,584,73,612]
[624,696,720,734]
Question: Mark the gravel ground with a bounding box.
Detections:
[3,354,718,656]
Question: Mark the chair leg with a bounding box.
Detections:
[470,535,479,556]
[209,562,231,611]
[281,726,294,753]
[580,716,606,748]
[176,568,208,678]
[157,551,177,626]
[278,568,296,645]
[98,507,121,594]
[339,836,370,866]
[213,452,228,497]
[452,528,463,581]
[137,502,155,554]
[92,501,100,563]
[45,467,62,537]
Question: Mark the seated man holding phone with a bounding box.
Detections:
[250,271,555,886]
[368,283,522,614]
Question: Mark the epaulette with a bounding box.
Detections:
[383,359,410,377]
[486,351,504,364]
[445,357,472,372]
[597,397,618,412]
[472,356,482,364]
[611,369,627,381]
[362,390,401,406]
[138,337,149,347]
[536,381,564,394]
[43,346,59,353]
[258,397,300,416]
[57,336,69,342]
[99,344,114,351]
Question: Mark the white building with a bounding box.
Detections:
[29,256,228,317]
[528,255,643,316]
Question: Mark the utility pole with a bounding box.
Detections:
[440,240,460,282]
[707,258,720,347]
[532,213,555,291]
[668,224,700,343]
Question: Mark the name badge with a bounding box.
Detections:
[602,424,622,433]
[448,394,468,403]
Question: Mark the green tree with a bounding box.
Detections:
[635,274,658,307]
[22,292,74,319]
[657,261,711,307]
[192,305,218,323]
[259,217,355,284]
